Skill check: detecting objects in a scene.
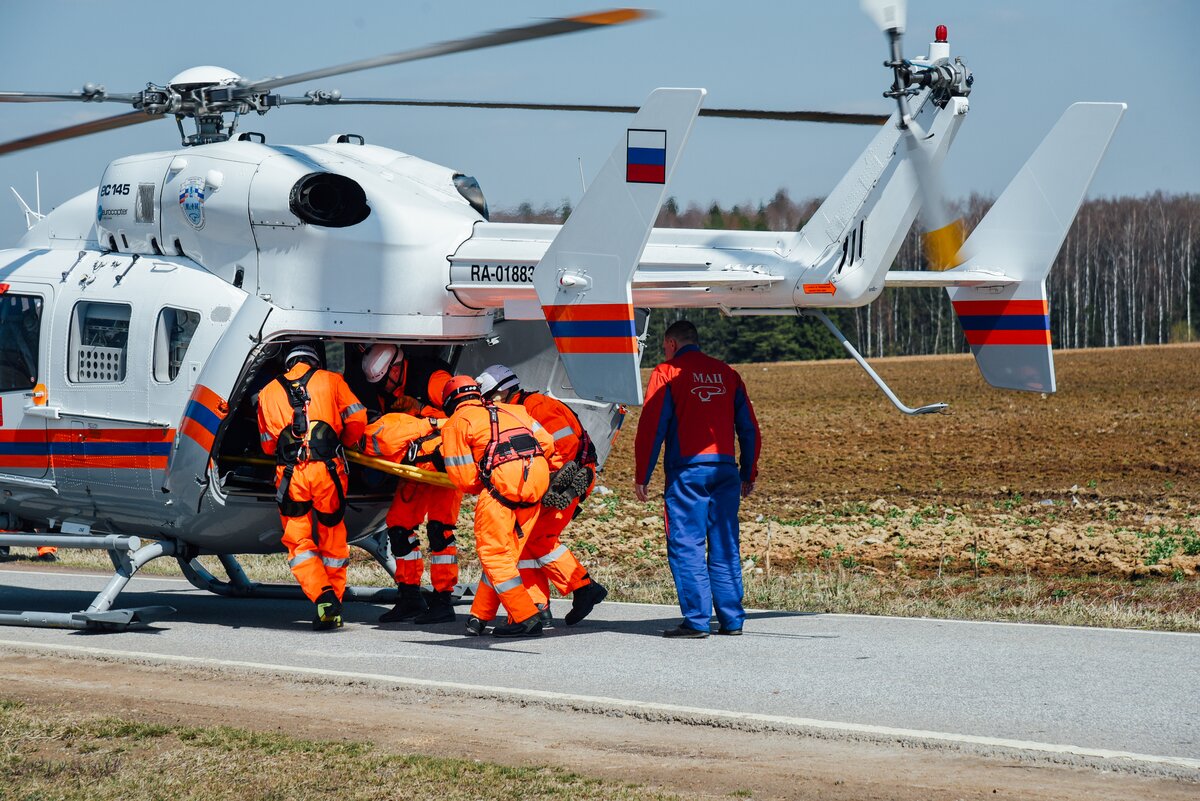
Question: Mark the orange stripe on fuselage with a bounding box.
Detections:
[190,384,228,418]
[180,417,215,453]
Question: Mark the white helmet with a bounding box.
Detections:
[285,343,321,367]
[476,364,519,397]
[361,343,405,383]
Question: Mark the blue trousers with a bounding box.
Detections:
[663,462,744,632]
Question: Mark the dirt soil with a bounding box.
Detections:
[574,344,1200,580]
[2,652,1194,801]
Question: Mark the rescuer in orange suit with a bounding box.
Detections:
[474,364,607,627]
[258,343,367,630]
[439,375,555,637]
[360,343,452,418]
[360,344,462,625]
[358,411,462,626]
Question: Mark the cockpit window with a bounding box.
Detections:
[154,307,201,382]
[0,292,42,392]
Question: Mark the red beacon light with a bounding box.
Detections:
[935,24,948,43]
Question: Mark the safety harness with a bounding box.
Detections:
[404,423,447,473]
[273,366,346,523]
[512,390,598,510]
[478,403,544,511]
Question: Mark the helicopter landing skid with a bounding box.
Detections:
[176,530,402,604]
[0,533,177,631]
[176,529,475,606]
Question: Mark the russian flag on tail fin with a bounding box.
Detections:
[534,88,705,404]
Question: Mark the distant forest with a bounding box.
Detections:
[493,192,1200,365]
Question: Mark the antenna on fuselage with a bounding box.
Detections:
[9,174,45,230]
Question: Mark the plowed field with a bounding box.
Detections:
[577,343,1200,581]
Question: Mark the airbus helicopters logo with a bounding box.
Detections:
[179,177,206,229]
[691,372,726,403]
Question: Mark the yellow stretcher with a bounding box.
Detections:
[224,452,455,489]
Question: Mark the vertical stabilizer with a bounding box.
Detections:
[534,88,705,404]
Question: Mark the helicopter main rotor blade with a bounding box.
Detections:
[0,90,141,104]
[0,111,160,157]
[279,96,889,126]
[241,9,649,94]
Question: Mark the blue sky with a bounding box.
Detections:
[1,1,1196,247]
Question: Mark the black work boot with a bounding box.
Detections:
[492,615,544,638]
[564,579,608,626]
[379,583,426,623]
[413,590,456,625]
[537,603,554,627]
[312,589,343,631]
[464,616,488,636]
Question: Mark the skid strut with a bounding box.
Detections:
[805,310,948,415]
[0,533,177,630]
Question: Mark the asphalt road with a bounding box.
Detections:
[2,566,1198,770]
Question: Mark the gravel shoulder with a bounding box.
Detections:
[3,651,1195,801]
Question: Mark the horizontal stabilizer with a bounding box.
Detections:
[949,102,1125,393]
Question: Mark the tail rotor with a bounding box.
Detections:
[861,0,966,270]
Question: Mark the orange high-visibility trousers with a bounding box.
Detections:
[385,481,462,592]
[517,496,591,604]
[277,460,350,602]
[36,546,58,557]
[468,492,542,624]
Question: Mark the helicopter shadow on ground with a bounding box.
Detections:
[0,581,378,636]
[400,606,837,651]
[537,608,840,641]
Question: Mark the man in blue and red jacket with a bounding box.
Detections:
[634,320,761,638]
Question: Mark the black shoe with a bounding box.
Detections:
[34,552,57,562]
[313,590,343,631]
[716,627,743,636]
[492,616,544,638]
[464,616,488,636]
[537,603,554,628]
[663,624,709,639]
[413,591,456,625]
[564,580,607,626]
[379,584,426,623]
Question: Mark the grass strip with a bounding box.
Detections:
[0,698,678,801]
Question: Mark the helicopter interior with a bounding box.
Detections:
[213,339,460,502]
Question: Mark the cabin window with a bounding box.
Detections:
[69,301,131,383]
[153,307,201,382]
[0,293,42,392]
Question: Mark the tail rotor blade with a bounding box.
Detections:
[860,0,907,33]
[903,120,964,270]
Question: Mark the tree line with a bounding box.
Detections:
[494,191,1200,364]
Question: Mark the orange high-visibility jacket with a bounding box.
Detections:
[514,390,596,470]
[257,364,367,457]
[360,413,441,465]
[441,400,555,502]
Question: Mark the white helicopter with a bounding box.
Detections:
[0,2,1123,629]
